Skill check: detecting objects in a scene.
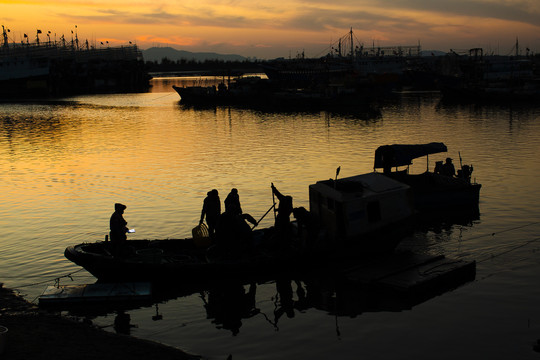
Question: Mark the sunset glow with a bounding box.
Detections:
[2,0,540,58]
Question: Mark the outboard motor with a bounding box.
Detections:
[434,161,443,174]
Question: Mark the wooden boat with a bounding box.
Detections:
[172,76,271,105]
[64,232,297,284]
[65,172,418,283]
[373,142,481,211]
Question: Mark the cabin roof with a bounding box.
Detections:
[374,142,447,168]
[311,172,409,200]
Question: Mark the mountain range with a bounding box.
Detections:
[142,47,247,63]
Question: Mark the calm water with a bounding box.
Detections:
[2,77,540,359]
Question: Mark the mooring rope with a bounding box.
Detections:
[462,221,540,242]
[476,236,540,264]
[11,268,87,290]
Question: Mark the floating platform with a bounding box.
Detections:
[39,282,152,307]
[342,251,476,298]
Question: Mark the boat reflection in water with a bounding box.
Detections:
[41,252,476,337]
[44,201,480,336]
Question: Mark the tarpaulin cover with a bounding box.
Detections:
[374,142,448,168]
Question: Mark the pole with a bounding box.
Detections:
[251,203,276,230]
[271,183,277,221]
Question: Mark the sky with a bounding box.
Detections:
[2,0,540,59]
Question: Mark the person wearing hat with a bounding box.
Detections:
[441,157,456,177]
[110,203,129,253]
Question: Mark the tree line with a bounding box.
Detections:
[145,58,266,74]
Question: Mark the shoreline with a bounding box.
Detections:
[0,284,200,360]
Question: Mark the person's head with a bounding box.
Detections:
[446,157,453,164]
[115,203,126,213]
[210,189,219,197]
[230,188,238,195]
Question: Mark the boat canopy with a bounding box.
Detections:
[374,142,448,168]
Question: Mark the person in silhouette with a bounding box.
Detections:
[441,157,456,177]
[200,189,221,238]
[293,206,320,252]
[110,203,129,255]
[215,203,257,255]
[224,188,242,215]
[271,183,294,250]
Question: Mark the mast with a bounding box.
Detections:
[2,25,8,48]
[350,27,353,60]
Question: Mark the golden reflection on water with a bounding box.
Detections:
[1,80,540,358]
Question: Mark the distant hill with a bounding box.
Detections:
[142,47,247,63]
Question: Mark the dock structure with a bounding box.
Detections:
[39,282,152,307]
[336,252,476,310]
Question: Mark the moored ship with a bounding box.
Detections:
[0,26,150,98]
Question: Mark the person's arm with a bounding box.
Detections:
[271,183,285,201]
[243,213,258,226]
[200,201,206,224]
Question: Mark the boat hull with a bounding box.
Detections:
[64,238,306,284]
[384,172,481,212]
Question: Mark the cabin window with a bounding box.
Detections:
[367,201,381,223]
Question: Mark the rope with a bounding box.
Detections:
[151,92,175,101]
[476,236,540,264]
[12,268,86,290]
[462,221,540,241]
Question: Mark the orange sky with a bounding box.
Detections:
[2,0,540,58]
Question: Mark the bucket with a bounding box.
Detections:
[0,325,8,354]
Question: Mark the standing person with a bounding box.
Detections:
[200,189,221,237]
[271,183,294,249]
[224,188,242,215]
[441,157,456,177]
[110,203,129,255]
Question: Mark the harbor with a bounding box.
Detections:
[1,81,540,358]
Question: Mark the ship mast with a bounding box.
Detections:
[2,25,9,48]
[350,28,354,60]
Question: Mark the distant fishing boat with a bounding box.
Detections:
[262,29,421,94]
[373,142,481,211]
[172,76,272,104]
[439,47,540,101]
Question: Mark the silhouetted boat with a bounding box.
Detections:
[172,76,272,104]
[373,142,481,211]
[65,173,416,283]
[439,47,540,101]
[0,26,150,97]
[64,235,292,284]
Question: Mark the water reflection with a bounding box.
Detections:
[201,281,258,335]
[51,254,475,338]
[177,101,383,121]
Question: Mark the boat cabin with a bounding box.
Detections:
[308,172,413,248]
